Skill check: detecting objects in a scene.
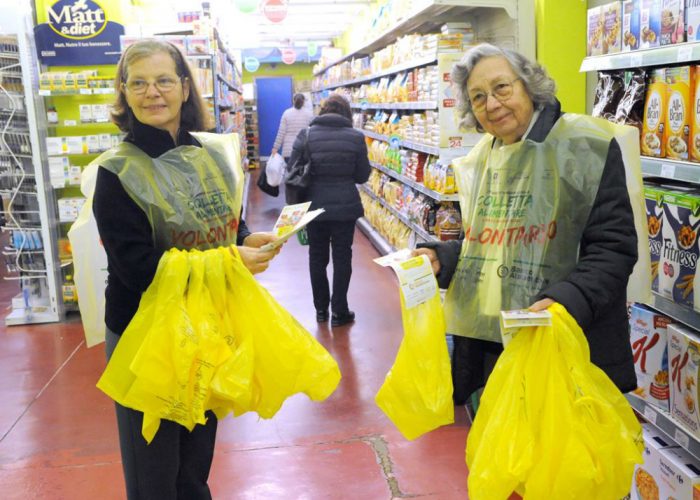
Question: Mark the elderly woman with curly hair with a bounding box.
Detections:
[415,43,638,408]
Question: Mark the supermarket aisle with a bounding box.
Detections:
[0,174,470,499]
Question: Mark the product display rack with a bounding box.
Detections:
[312,0,535,255]
[0,30,63,325]
[244,101,259,167]
[581,37,700,464]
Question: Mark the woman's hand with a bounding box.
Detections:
[412,248,441,275]
[529,298,555,312]
[243,232,281,249]
[235,245,277,275]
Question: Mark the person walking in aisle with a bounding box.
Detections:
[414,43,639,407]
[271,92,313,163]
[93,39,280,500]
[287,93,371,327]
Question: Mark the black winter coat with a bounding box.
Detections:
[421,99,638,393]
[288,113,371,221]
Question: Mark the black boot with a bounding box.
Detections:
[331,310,355,327]
[316,310,329,322]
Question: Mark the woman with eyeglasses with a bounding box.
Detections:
[414,43,639,410]
[93,39,280,499]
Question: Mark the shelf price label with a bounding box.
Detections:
[643,404,658,425]
[38,89,50,96]
[630,53,643,67]
[677,45,694,62]
[674,428,690,448]
[660,162,676,178]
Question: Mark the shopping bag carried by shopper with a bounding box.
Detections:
[465,303,643,500]
[67,163,108,347]
[265,153,285,187]
[257,163,280,197]
[284,127,312,204]
[374,252,454,440]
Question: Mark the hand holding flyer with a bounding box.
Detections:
[260,202,325,251]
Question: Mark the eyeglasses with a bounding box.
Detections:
[468,77,521,111]
[122,76,184,95]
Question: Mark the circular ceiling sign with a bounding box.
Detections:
[262,0,288,23]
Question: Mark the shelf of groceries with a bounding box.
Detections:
[641,156,700,184]
[358,128,474,158]
[369,160,460,202]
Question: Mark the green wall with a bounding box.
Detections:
[242,63,315,86]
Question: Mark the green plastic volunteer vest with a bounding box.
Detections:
[445,114,616,341]
[95,132,244,252]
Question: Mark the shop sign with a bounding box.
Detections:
[244,56,260,72]
[234,0,260,14]
[34,0,125,66]
[281,48,296,65]
[262,0,288,23]
[307,41,318,57]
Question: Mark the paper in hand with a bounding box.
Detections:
[260,202,325,251]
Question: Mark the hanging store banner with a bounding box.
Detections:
[234,0,260,14]
[244,56,260,72]
[281,48,296,65]
[262,0,288,23]
[34,0,125,66]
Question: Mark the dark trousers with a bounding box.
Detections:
[106,329,217,500]
[307,220,356,314]
[451,335,504,405]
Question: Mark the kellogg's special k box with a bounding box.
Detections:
[669,323,700,439]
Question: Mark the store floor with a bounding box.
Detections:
[0,175,478,499]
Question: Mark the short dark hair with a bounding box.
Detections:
[111,39,212,134]
[319,93,352,120]
[293,93,305,109]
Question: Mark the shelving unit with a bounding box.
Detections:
[640,156,700,184]
[244,101,259,167]
[370,160,459,202]
[580,41,700,72]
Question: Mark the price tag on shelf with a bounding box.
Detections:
[38,89,50,96]
[630,53,643,67]
[79,88,92,95]
[660,162,676,178]
[643,404,658,425]
[674,428,690,449]
[64,120,77,126]
[677,45,694,62]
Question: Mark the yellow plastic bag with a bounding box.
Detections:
[466,303,643,500]
[97,247,341,443]
[375,275,454,440]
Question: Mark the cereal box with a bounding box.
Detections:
[657,447,700,497]
[668,323,700,439]
[603,2,623,54]
[664,66,691,160]
[691,66,700,163]
[623,0,641,51]
[688,0,700,42]
[630,424,678,500]
[641,68,666,157]
[630,303,674,410]
[640,0,661,49]
[588,6,604,56]
[661,0,685,45]
[660,190,700,310]
[645,183,666,292]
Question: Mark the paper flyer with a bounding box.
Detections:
[374,249,437,308]
[499,309,552,346]
[260,202,325,251]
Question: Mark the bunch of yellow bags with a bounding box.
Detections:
[375,264,454,440]
[466,303,643,500]
[97,247,341,443]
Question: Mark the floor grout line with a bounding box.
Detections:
[0,339,84,443]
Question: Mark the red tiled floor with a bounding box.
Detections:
[0,174,473,499]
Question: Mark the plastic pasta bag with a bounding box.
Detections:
[466,303,643,500]
[97,247,341,443]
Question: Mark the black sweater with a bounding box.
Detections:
[93,120,251,335]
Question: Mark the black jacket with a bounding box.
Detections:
[288,113,371,221]
[93,120,251,335]
[421,100,638,392]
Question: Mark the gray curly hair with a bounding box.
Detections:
[451,43,557,132]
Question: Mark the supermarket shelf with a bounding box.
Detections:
[0,52,20,59]
[370,160,459,201]
[641,156,700,185]
[38,88,114,96]
[314,0,517,75]
[627,395,700,462]
[359,128,475,158]
[5,307,60,326]
[47,122,114,129]
[351,101,438,110]
[580,42,700,72]
[217,74,242,94]
[642,292,700,332]
[315,54,438,91]
[358,184,437,242]
[356,216,395,256]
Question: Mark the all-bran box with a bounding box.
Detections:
[660,189,700,310]
[664,66,691,160]
[688,0,700,42]
[690,66,700,162]
[661,0,685,45]
[642,68,666,157]
[645,183,666,292]
[623,0,641,51]
[640,0,662,48]
[603,1,623,53]
[668,323,700,439]
[630,303,674,410]
[588,6,604,56]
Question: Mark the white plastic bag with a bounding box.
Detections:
[266,153,285,187]
[68,164,108,347]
